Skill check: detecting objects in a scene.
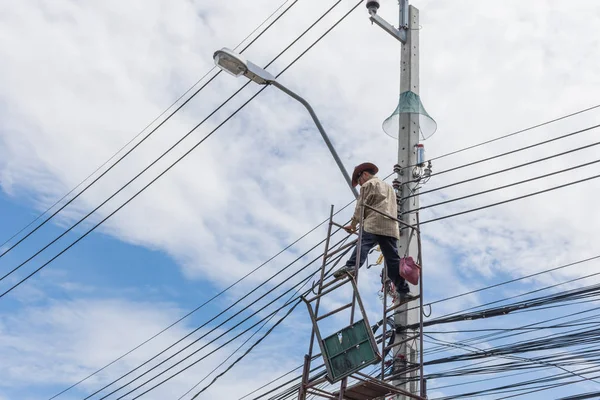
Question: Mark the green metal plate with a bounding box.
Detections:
[322,320,380,383]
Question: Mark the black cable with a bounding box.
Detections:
[0,0,301,261]
[424,311,600,365]
[425,255,600,325]
[178,238,349,400]
[420,170,600,225]
[425,321,600,334]
[424,333,600,385]
[99,234,351,400]
[416,155,600,213]
[120,248,350,400]
[83,232,346,400]
[428,115,600,172]
[109,270,321,400]
[493,370,600,400]
[47,220,337,400]
[427,367,551,391]
[393,104,600,176]
[0,0,349,297]
[117,235,352,400]
[430,368,600,400]
[0,0,294,251]
[421,284,600,330]
[429,120,600,176]
[190,300,302,399]
[237,365,305,400]
[424,305,600,359]
[398,254,600,317]
[559,391,600,400]
[420,297,600,364]
[414,129,600,199]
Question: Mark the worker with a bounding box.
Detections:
[334,162,411,299]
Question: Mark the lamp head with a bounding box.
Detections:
[213,47,275,85]
[213,48,248,77]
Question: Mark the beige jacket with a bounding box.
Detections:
[350,176,399,239]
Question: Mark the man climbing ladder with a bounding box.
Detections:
[334,162,412,299]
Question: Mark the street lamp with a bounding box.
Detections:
[213,48,359,199]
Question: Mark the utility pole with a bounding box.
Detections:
[368,0,424,398]
[393,2,421,399]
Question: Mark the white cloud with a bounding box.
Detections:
[2,0,600,397]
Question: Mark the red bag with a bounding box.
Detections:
[400,256,421,285]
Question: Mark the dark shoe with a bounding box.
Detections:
[333,265,355,279]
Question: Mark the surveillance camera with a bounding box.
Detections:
[366,0,380,13]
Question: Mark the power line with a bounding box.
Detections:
[422,284,600,331]
[83,232,346,399]
[47,214,345,399]
[101,270,320,399]
[424,332,600,386]
[109,232,350,399]
[413,125,600,199]
[398,254,600,317]
[236,365,306,400]
[189,300,302,399]
[0,0,350,297]
[427,123,600,179]
[417,154,600,213]
[0,0,295,251]
[428,104,600,163]
[111,246,349,400]
[90,228,352,399]
[424,304,600,359]
[420,169,600,225]
[0,0,301,260]
[178,307,294,399]
[180,239,350,400]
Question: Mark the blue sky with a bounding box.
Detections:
[2,0,600,399]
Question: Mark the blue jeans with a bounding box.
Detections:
[345,231,408,292]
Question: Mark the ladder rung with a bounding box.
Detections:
[305,276,352,303]
[316,302,353,321]
[385,295,421,314]
[325,240,358,259]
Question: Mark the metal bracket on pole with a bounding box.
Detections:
[367,0,409,44]
[369,10,406,43]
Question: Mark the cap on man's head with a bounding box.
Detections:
[352,162,379,186]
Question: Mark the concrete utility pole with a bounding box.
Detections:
[394,2,421,399]
[368,0,426,396]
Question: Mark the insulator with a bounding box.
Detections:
[416,144,425,166]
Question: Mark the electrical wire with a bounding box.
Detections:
[0,0,352,298]
[419,170,600,225]
[428,109,600,166]
[416,155,600,213]
[397,254,600,317]
[424,333,600,385]
[412,128,600,199]
[180,239,352,400]
[189,300,302,399]
[0,0,295,251]
[47,226,338,400]
[0,0,300,260]
[115,241,352,400]
[83,231,347,399]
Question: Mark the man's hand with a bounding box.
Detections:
[343,225,356,234]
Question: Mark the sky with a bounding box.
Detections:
[1,0,600,399]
